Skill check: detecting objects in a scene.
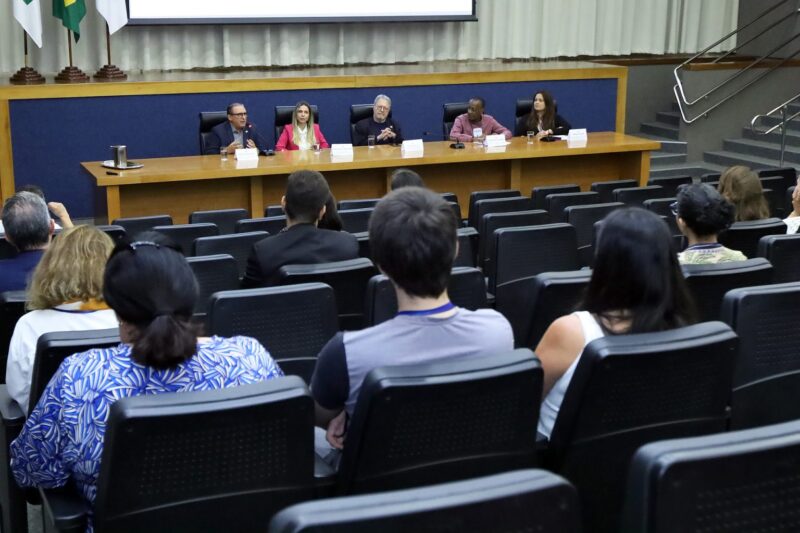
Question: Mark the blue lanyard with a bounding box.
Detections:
[397,302,456,316]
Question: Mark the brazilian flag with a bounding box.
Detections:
[53,0,86,41]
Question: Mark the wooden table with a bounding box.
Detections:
[84,132,660,223]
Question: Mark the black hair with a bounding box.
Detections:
[469,97,486,108]
[226,102,244,115]
[676,183,736,237]
[584,208,695,333]
[103,238,199,369]
[284,170,331,224]
[17,184,46,200]
[390,168,425,190]
[369,187,457,298]
[317,193,343,231]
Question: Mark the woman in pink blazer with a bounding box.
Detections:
[275,101,330,151]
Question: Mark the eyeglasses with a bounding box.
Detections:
[229,112,248,117]
[670,202,678,216]
[375,105,390,111]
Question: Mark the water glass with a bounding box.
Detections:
[220,147,228,161]
[312,143,321,153]
[527,131,536,144]
[367,135,376,148]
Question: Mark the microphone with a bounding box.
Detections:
[244,123,253,146]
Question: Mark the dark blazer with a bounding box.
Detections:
[242,223,359,288]
[353,117,404,146]
[204,121,269,155]
[516,113,572,136]
[0,249,44,292]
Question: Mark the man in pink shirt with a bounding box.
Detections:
[449,97,512,143]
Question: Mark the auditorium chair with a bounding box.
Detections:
[590,179,638,203]
[544,322,737,533]
[495,270,591,349]
[446,202,463,224]
[198,111,227,154]
[513,98,533,136]
[488,223,580,294]
[0,291,28,384]
[265,205,284,217]
[350,104,391,144]
[336,349,542,494]
[761,187,782,218]
[0,329,120,533]
[274,104,319,141]
[623,419,800,533]
[467,189,521,228]
[785,185,795,217]
[193,231,268,279]
[722,282,800,429]
[111,215,173,237]
[280,258,377,330]
[352,231,370,259]
[700,171,721,183]
[270,469,580,533]
[364,267,489,326]
[478,210,550,271]
[95,224,126,244]
[612,185,668,207]
[338,198,380,211]
[682,258,773,321]
[643,197,680,236]
[718,218,786,258]
[531,184,580,211]
[440,192,459,205]
[185,254,240,318]
[647,175,692,197]
[153,223,219,256]
[758,166,796,195]
[469,196,533,231]
[338,208,374,234]
[546,191,601,223]
[565,202,624,265]
[442,102,469,139]
[758,233,800,282]
[207,283,338,382]
[189,208,248,235]
[236,216,284,236]
[40,377,319,533]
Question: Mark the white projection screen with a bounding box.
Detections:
[126,0,477,24]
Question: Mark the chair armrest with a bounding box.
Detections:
[0,386,25,428]
[40,486,88,533]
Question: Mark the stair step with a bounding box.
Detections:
[703,150,798,170]
[742,127,800,147]
[641,121,680,140]
[758,115,800,132]
[723,138,800,164]
[635,133,687,154]
[651,153,688,166]
[656,111,682,127]
[649,162,723,179]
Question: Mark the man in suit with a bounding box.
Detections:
[0,191,54,292]
[204,102,269,155]
[353,94,404,146]
[242,170,358,288]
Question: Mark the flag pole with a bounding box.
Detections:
[94,23,127,81]
[55,29,89,83]
[10,29,45,85]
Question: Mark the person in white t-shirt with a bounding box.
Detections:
[6,225,117,411]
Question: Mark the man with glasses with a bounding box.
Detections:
[205,102,269,155]
[353,94,404,146]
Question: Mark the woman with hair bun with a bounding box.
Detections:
[10,238,282,523]
[674,183,747,264]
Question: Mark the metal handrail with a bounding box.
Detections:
[750,92,800,166]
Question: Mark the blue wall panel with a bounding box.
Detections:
[10,78,616,218]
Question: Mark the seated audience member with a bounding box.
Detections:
[204,102,269,155]
[390,168,425,190]
[0,191,54,292]
[535,208,695,438]
[524,89,571,138]
[353,94,404,146]
[242,170,359,287]
[0,184,72,234]
[10,238,283,524]
[318,193,344,232]
[784,182,800,234]
[276,101,329,151]
[675,184,746,265]
[6,226,118,412]
[449,97,511,143]
[718,165,770,222]
[311,187,514,455]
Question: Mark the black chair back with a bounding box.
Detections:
[446,201,462,223]
[189,208,248,235]
[93,378,316,533]
[185,254,240,317]
[338,198,380,211]
[270,469,581,533]
[95,224,127,244]
[237,216,284,235]
[0,291,28,381]
[643,197,680,236]
[153,223,219,256]
[279,258,377,330]
[490,223,579,294]
[531,184,581,211]
[208,284,338,382]
[722,282,800,429]
[623,419,800,533]
[546,191,601,223]
[613,185,667,207]
[275,105,319,141]
[470,196,533,231]
[264,205,284,217]
[514,98,533,136]
[758,233,800,282]
[193,231,269,279]
[440,192,459,205]
[478,209,550,270]
[565,202,625,265]
[682,257,773,321]
[759,176,787,215]
[495,270,591,349]
[785,185,795,217]
[758,166,796,197]
[350,104,391,144]
[198,111,227,154]
[700,172,721,183]
[112,215,173,237]
[548,322,737,533]
[647,175,692,197]
[590,179,638,203]
[454,227,479,268]
[718,218,786,258]
[442,102,469,139]
[338,208,374,234]
[338,349,543,494]
[364,267,489,327]
[467,189,521,228]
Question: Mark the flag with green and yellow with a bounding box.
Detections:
[53,0,86,41]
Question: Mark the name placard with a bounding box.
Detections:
[235,147,259,161]
[567,128,588,148]
[484,134,507,147]
[330,143,354,157]
[401,139,424,156]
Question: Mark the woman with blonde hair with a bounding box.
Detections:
[275,101,329,151]
[6,225,118,411]
[718,165,770,221]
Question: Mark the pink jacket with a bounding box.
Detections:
[275,124,329,151]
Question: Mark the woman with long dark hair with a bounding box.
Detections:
[524,89,571,138]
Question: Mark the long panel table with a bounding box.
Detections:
[84,132,660,223]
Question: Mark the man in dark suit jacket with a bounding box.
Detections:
[353,94,404,146]
[242,170,359,288]
[0,191,54,292]
[204,102,269,155]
